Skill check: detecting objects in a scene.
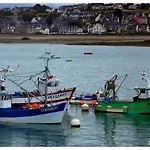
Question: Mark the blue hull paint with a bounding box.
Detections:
[0,102,66,118]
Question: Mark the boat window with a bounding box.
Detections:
[41,78,46,81]
[141,90,145,93]
[48,96,52,99]
[47,83,52,86]
[1,85,5,91]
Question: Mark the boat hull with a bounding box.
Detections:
[95,100,150,114]
[0,102,67,124]
[12,87,76,106]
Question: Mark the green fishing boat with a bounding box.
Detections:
[95,71,150,114]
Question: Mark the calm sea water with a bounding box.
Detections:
[0,43,150,147]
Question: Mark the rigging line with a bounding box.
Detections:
[115,74,128,80]
[11,70,43,76]
[31,78,45,102]
[18,70,45,85]
[6,76,44,103]
[115,74,128,95]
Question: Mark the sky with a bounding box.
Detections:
[0,0,150,9]
[0,3,77,9]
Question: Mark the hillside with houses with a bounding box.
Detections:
[0,3,150,35]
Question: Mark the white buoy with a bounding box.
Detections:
[71,118,80,127]
[81,103,89,111]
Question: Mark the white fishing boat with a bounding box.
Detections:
[0,53,76,108]
[0,53,76,124]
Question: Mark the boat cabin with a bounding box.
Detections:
[38,78,59,94]
[0,93,12,109]
[133,87,150,101]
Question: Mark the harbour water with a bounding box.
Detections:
[0,43,150,147]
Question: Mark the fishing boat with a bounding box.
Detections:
[0,53,76,123]
[84,52,93,55]
[0,55,76,108]
[95,72,150,114]
[66,59,72,62]
[70,92,102,105]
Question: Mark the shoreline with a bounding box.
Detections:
[0,35,150,47]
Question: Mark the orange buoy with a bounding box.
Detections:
[26,104,30,109]
[26,103,41,109]
[32,103,42,109]
[91,100,96,107]
[80,101,84,105]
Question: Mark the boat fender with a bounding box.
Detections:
[80,101,84,105]
[91,101,96,106]
[104,99,110,104]
[26,104,30,109]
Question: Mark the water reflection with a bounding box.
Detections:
[95,113,117,146]
[126,115,150,147]
[95,113,150,146]
[0,123,67,147]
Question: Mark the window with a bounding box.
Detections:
[47,83,52,87]
[141,90,145,94]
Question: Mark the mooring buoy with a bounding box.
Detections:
[71,118,80,127]
[81,103,89,111]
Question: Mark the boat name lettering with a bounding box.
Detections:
[41,106,58,112]
[47,93,67,99]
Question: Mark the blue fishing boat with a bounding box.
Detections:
[0,53,74,124]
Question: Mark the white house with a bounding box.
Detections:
[88,23,106,34]
[31,18,37,23]
[77,28,83,34]
[128,5,138,10]
[40,28,50,34]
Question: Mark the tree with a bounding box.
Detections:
[51,25,58,32]
[22,13,33,22]
[33,4,49,13]
[46,11,61,26]
[113,8,123,22]
[33,4,41,11]
[0,10,13,19]
[140,3,150,9]
[46,15,53,26]
[68,18,84,27]
[148,18,150,25]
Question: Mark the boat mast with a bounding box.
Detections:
[44,57,49,107]
[115,74,128,96]
[39,52,60,107]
